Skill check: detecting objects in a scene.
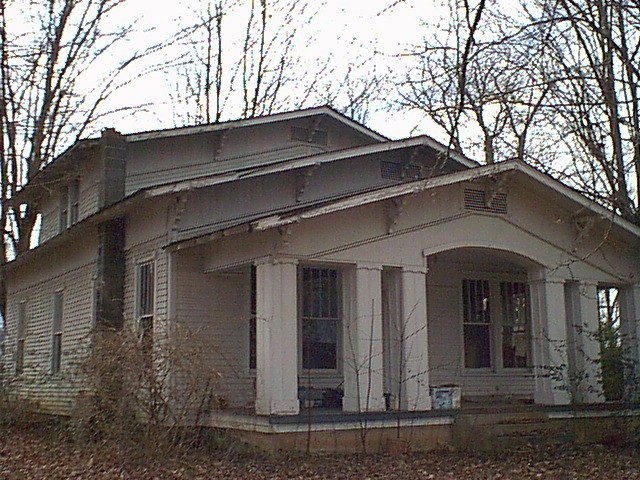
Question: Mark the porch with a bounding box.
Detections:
[199,400,640,453]
[170,244,640,417]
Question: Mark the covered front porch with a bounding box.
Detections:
[170,244,639,417]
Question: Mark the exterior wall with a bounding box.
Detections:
[426,256,535,398]
[194,177,640,405]
[38,156,102,245]
[174,255,254,408]
[4,233,99,415]
[124,116,378,196]
[175,149,451,242]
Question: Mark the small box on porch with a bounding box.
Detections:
[430,385,461,409]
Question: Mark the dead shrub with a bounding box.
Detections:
[72,322,225,457]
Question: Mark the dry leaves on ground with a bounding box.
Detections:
[0,425,639,479]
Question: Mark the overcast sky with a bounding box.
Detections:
[101,0,442,140]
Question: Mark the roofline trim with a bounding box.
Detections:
[126,106,389,143]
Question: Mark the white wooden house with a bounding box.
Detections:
[4,107,640,429]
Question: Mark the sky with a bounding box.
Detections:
[98,0,444,141]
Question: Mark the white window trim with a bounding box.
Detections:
[461,272,532,373]
[298,264,343,375]
[51,289,64,375]
[16,301,27,375]
[135,256,157,340]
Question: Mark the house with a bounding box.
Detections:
[3,106,640,446]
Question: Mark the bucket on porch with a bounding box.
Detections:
[430,385,461,409]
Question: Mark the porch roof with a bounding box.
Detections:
[164,159,640,253]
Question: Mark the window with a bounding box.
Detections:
[249,265,257,369]
[59,186,69,231]
[58,179,80,232]
[302,267,339,369]
[69,179,80,225]
[16,302,26,374]
[501,282,530,368]
[462,279,531,369]
[51,292,63,374]
[137,261,155,357]
[462,279,491,368]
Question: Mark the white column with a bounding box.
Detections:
[529,270,571,405]
[254,257,299,416]
[565,281,604,404]
[342,264,385,412]
[620,284,640,400]
[399,267,431,411]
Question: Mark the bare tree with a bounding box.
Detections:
[168,0,315,125]
[0,0,156,318]
[399,0,639,224]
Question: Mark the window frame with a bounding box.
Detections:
[51,291,64,374]
[461,275,532,371]
[299,265,342,372]
[462,278,492,369]
[249,264,257,370]
[136,259,156,358]
[15,301,27,375]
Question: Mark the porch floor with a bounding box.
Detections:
[204,400,640,432]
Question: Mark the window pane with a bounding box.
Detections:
[302,267,339,370]
[138,262,155,317]
[464,324,491,368]
[501,282,530,368]
[462,279,491,368]
[302,319,337,369]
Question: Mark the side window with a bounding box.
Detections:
[51,292,63,374]
[136,261,155,357]
[16,302,27,374]
[249,265,256,369]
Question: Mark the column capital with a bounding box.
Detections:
[402,265,428,275]
[355,262,383,272]
[254,255,299,267]
[528,268,565,285]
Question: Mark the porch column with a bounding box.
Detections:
[620,284,640,400]
[529,270,571,405]
[564,281,604,404]
[342,264,385,412]
[400,267,431,411]
[254,257,299,416]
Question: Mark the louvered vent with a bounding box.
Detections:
[464,188,508,214]
[291,126,328,145]
[381,161,423,181]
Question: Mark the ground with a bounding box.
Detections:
[1,425,639,479]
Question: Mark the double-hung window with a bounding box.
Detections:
[301,267,339,370]
[51,292,63,374]
[462,279,491,368]
[500,282,530,368]
[462,279,531,369]
[136,261,155,357]
[249,265,257,370]
[16,302,26,374]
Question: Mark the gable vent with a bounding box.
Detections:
[381,161,423,181]
[464,188,508,214]
[291,126,328,145]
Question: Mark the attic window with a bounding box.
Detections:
[464,188,508,215]
[381,161,423,181]
[291,126,328,145]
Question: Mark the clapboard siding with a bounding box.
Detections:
[5,251,97,415]
[426,256,535,399]
[173,256,254,408]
